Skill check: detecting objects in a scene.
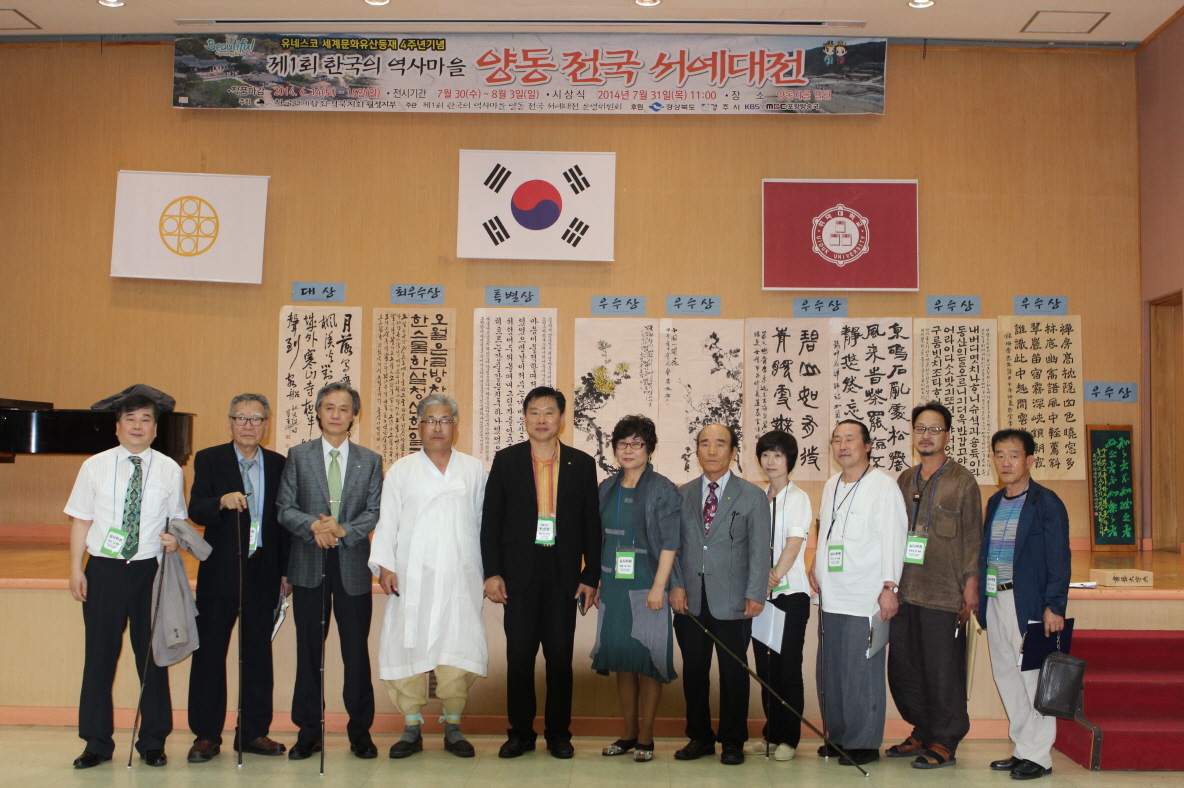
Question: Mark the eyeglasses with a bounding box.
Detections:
[421,418,455,427]
[913,426,948,435]
[616,440,647,450]
[232,416,267,426]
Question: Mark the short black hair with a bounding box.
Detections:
[756,430,798,473]
[834,419,870,445]
[912,400,953,431]
[991,428,1036,456]
[697,422,738,449]
[523,386,566,415]
[116,394,160,423]
[611,415,657,454]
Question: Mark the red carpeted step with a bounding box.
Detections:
[1082,672,1184,719]
[1069,631,1184,673]
[1091,718,1184,771]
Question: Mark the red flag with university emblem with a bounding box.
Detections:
[762,179,918,291]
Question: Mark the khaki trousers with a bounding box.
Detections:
[986,589,1056,769]
[384,665,478,717]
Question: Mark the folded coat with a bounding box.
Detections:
[150,518,212,666]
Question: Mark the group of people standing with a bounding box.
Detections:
[64,383,1069,782]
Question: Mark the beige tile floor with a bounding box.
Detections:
[2,728,1183,788]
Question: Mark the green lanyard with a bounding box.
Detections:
[614,481,636,580]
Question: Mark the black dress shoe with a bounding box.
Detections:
[838,749,880,766]
[444,735,475,757]
[720,747,745,766]
[991,756,1023,771]
[674,739,716,760]
[389,735,423,759]
[817,742,841,757]
[73,751,110,769]
[498,735,536,758]
[351,737,378,759]
[288,740,323,760]
[1011,760,1052,780]
[140,749,167,767]
[548,739,575,759]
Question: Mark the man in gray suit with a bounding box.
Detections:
[277,382,384,761]
[669,423,771,765]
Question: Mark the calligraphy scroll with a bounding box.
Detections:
[1086,425,1137,551]
[371,308,456,468]
[831,318,914,475]
[277,305,362,454]
[472,308,557,470]
[914,319,998,484]
[655,319,745,483]
[743,318,832,482]
[999,315,1085,480]
[572,318,658,479]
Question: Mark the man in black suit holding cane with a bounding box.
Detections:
[186,393,290,763]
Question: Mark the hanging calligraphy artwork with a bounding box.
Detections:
[914,319,998,484]
[572,318,658,479]
[277,305,363,454]
[655,319,745,484]
[472,308,558,470]
[371,308,456,468]
[830,317,914,476]
[998,315,1084,480]
[743,318,832,482]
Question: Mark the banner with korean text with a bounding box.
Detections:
[174,34,885,115]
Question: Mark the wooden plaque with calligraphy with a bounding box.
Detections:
[1085,425,1138,552]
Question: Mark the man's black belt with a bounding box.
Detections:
[997,581,1014,591]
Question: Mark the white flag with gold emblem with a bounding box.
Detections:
[110,170,269,283]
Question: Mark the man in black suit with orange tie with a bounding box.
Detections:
[481,386,601,760]
[186,394,290,763]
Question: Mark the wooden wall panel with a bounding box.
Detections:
[0,43,1141,540]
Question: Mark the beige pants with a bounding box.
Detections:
[384,665,478,718]
[986,589,1057,769]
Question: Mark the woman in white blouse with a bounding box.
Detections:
[747,430,813,761]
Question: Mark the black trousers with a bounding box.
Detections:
[503,553,577,743]
[673,586,752,748]
[79,556,171,757]
[188,575,277,744]
[886,601,970,752]
[752,592,811,748]
[291,549,374,745]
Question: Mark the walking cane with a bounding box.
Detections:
[763,495,776,762]
[319,554,328,777]
[683,608,868,777]
[127,525,169,769]
[235,509,244,769]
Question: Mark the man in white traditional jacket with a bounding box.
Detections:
[369,394,488,759]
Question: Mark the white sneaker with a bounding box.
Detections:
[774,744,795,761]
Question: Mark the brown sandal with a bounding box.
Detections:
[912,744,956,769]
[885,736,924,758]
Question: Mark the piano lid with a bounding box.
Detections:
[0,402,194,465]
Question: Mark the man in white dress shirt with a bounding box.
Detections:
[65,395,188,769]
[809,419,907,767]
[370,395,488,760]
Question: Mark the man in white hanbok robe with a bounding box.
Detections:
[369,397,488,759]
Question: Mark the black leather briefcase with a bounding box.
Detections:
[1034,641,1087,719]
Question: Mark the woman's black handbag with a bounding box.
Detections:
[1034,634,1087,719]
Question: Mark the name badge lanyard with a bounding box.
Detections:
[906,458,949,565]
[986,488,1026,597]
[769,490,792,596]
[534,449,558,546]
[826,466,868,572]
[614,483,636,579]
[103,451,154,560]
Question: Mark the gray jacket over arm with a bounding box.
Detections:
[670,473,771,620]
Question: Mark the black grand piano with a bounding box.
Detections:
[0,398,194,465]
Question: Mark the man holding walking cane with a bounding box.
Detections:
[66,394,187,769]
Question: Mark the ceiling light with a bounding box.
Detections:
[98,0,125,6]
[636,0,661,6]
[365,0,391,4]
[908,0,934,7]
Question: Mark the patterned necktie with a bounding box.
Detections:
[121,456,143,559]
[240,459,257,556]
[328,449,342,520]
[703,481,719,536]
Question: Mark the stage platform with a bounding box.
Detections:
[2,532,1182,743]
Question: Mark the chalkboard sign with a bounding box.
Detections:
[1086,425,1138,552]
